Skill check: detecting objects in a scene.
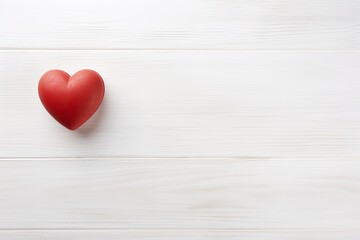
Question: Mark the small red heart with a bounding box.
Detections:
[38,69,105,130]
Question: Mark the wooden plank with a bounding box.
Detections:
[0,158,360,229]
[0,230,359,240]
[1,0,359,50]
[1,51,360,158]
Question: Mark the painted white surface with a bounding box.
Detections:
[0,0,360,50]
[2,230,360,240]
[1,158,360,230]
[1,51,360,158]
[1,0,360,239]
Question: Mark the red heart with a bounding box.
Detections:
[38,69,105,130]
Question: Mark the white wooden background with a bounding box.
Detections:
[1,0,360,239]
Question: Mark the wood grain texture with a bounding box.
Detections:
[0,158,360,230]
[1,230,360,240]
[0,51,360,158]
[2,0,360,237]
[1,0,360,50]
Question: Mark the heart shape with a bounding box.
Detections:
[38,69,105,130]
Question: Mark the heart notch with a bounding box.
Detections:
[38,69,105,130]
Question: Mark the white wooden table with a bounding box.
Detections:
[1,0,360,239]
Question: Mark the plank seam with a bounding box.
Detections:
[1,49,360,53]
